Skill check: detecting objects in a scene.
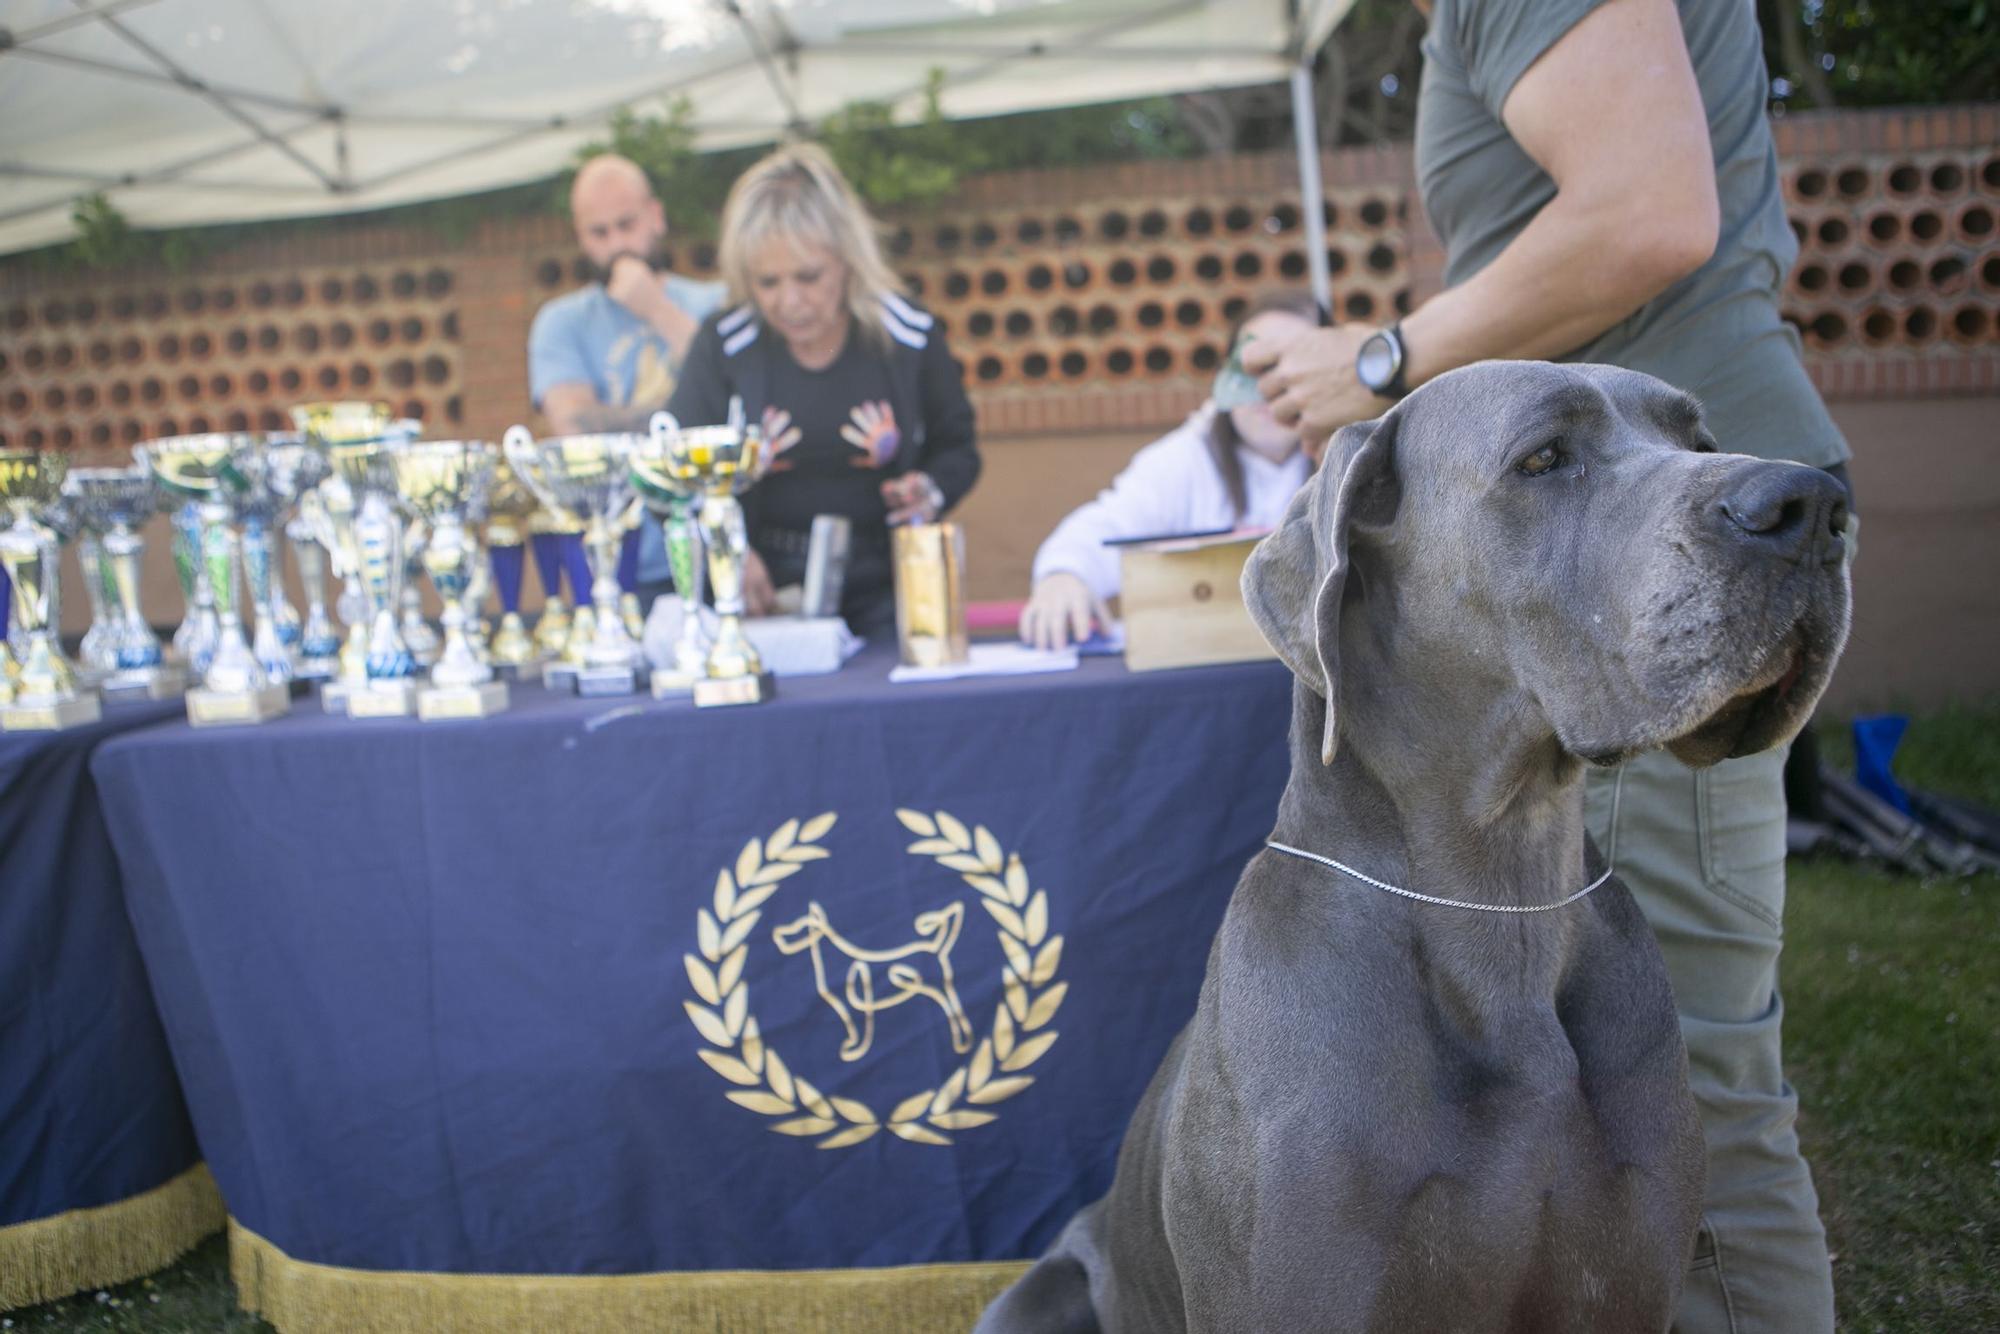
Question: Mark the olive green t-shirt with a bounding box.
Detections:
[1414,0,1848,467]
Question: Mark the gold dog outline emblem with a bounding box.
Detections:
[773,900,975,1061]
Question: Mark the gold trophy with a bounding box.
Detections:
[483,457,543,680]
[893,522,971,668]
[643,404,775,707]
[391,442,507,719]
[502,427,646,696]
[0,450,103,730]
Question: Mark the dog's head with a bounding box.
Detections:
[1244,360,1850,770]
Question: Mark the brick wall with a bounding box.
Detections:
[6,104,1991,464]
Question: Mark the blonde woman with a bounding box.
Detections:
[664,141,981,636]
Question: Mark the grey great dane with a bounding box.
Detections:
[977,361,1851,1333]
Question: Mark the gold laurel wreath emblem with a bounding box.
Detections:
[684,809,1068,1150]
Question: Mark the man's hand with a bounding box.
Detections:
[1020,571,1105,652]
[881,471,944,526]
[605,254,697,350]
[1244,324,1395,447]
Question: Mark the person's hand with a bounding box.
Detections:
[840,400,900,468]
[742,547,776,617]
[605,254,668,322]
[1019,572,1105,651]
[880,471,944,526]
[1243,324,1395,447]
[762,407,802,472]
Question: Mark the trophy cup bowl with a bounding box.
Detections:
[643,411,774,707]
[139,433,293,726]
[62,465,184,701]
[390,441,507,719]
[0,449,103,730]
[501,427,646,696]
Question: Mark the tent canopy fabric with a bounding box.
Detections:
[0,0,1355,257]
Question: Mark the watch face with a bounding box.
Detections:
[1357,335,1396,392]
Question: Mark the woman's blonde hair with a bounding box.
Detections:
[717,140,908,351]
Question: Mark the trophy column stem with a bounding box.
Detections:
[198,502,269,696]
[78,535,117,673]
[357,493,413,680]
[171,502,220,675]
[2,519,76,698]
[291,525,340,665]
[424,515,490,689]
[697,494,763,679]
[668,502,709,677]
[583,515,636,667]
[104,525,164,669]
[244,519,293,684]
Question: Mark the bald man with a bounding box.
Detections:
[529,154,724,586]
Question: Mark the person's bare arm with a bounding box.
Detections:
[1254,0,1719,439]
[540,383,656,436]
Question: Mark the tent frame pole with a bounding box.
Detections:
[1288,60,1332,319]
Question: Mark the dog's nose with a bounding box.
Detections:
[1717,463,1848,565]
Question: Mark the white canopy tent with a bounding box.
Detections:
[0,0,1356,301]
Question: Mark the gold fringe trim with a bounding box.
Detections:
[230,1221,1032,1334]
[0,1164,225,1311]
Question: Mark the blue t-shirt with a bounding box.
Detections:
[528,273,726,582]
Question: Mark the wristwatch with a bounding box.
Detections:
[1355,322,1409,400]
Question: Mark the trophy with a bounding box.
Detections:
[242,438,332,687]
[62,465,184,700]
[292,402,420,716]
[641,403,775,707]
[0,450,102,730]
[630,416,713,696]
[139,434,300,726]
[482,456,542,680]
[399,514,442,668]
[501,427,646,695]
[73,532,118,680]
[390,441,508,719]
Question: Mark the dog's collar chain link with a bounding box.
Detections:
[1264,841,1615,913]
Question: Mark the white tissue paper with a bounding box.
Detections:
[643,598,863,678]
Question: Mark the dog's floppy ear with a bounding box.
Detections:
[1242,413,1400,765]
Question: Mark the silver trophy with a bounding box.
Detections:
[324,438,420,716]
[287,488,341,680]
[0,450,102,730]
[73,532,119,680]
[391,441,507,719]
[140,434,305,726]
[399,512,443,669]
[501,426,647,695]
[62,465,184,700]
[240,438,332,687]
[631,414,712,696]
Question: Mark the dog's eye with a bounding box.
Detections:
[1517,440,1565,477]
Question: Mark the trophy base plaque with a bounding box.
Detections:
[574,663,647,698]
[187,684,291,728]
[544,662,581,693]
[418,680,509,721]
[694,671,777,709]
[103,666,188,703]
[1,693,106,732]
[650,668,700,699]
[345,680,421,718]
[492,659,544,684]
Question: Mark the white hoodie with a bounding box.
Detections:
[1030,403,1313,602]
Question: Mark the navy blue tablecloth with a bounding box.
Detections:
[1,698,200,1230]
[91,651,1294,1277]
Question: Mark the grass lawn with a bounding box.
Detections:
[9,708,1996,1333]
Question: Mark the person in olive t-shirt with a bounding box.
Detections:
[1248,1,1845,1330]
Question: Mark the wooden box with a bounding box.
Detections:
[1118,532,1277,672]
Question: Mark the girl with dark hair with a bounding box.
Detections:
[1019,290,1320,650]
